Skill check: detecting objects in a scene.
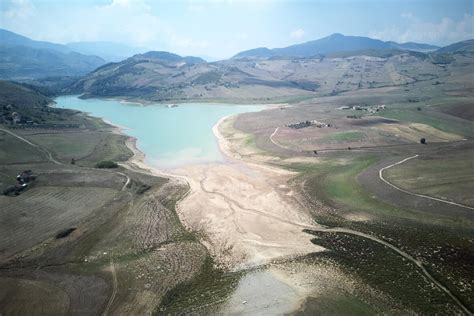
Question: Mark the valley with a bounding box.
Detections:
[0,25,473,315]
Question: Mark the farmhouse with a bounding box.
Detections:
[3,170,36,196]
[287,120,332,129]
[11,112,21,124]
[339,104,387,114]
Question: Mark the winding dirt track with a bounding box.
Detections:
[1,127,130,314]
[4,125,470,314]
[318,227,472,315]
[0,128,130,191]
[379,155,474,211]
[297,159,472,314]
[0,128,61,165]
[214,118,472,313]
[102,259,118,316]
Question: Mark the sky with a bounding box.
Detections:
[1,0,473,59]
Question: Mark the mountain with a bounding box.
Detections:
[0,29,71,53]
[0,29,107,80]
[233,33,439,59]
[436,39,474,54]
[0,46,106,80]
[233,47,275,59]
[388,41,439,52]
[66,41,146,62]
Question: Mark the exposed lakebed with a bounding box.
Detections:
[57,95,315,314]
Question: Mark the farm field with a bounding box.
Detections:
[0,112,210,315]
[0,186,118,260]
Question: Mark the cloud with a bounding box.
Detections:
[369,13,474,45]
[290,28,305,39]
[187,4,206,13]
[0,0,213,55]
[2,0,35,19]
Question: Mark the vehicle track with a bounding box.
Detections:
[1,128,61,165]
[202,170,472,314]
[0,128,130,191]
[297,158,472,315]
[102,258,118,316]
[379,155,474,211]
[317,227,472,315]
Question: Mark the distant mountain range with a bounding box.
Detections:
[1,28,472,100]
[66,41,146,62]
[0,29,71,53]
[233,33,440,59]
[436,39,474,54]
[0,29,107,80]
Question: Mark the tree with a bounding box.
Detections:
[71,158,75,165]
[95,160,118,169]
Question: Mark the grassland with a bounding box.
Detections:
[384,149,474,207]
[290,148,473,310]
[226,62,474,314]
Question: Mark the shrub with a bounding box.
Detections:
[95,160,118,169]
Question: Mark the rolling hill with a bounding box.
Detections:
[69,47,453,102]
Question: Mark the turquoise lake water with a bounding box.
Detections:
[56,96,262,168]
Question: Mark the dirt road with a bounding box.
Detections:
[102,259,118,316]
[379,155,474,211]
[0,128,130,192]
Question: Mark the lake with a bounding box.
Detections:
[55,96,262,168]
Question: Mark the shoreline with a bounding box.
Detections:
[91,106,322,314]
[73,94,290,107]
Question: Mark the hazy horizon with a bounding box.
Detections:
[1,0,473,59]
